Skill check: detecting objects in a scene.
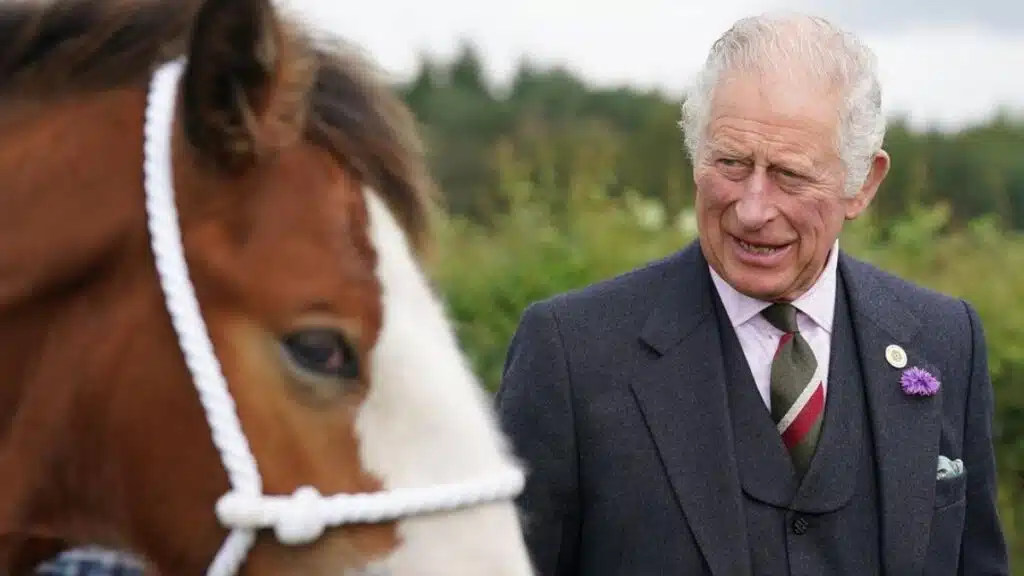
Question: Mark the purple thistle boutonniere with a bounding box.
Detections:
[901,366,940,396]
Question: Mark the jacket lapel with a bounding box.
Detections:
[630,243,752,576]
[839,253,943,576]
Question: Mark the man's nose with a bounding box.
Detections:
[734,170,778,229]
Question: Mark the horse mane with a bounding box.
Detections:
[0,0,436,254]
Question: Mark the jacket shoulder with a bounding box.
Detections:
[841,253,969,317]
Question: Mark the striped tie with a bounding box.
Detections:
[762,303,824,479]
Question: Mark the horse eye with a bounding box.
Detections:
[282,328,360,381]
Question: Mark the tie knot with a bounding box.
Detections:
[762,302,799,333]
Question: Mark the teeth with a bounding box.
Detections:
[739,239,780,254]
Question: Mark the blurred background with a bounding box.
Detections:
[281,0,1022,567]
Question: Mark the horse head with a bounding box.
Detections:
[0,0,533,574]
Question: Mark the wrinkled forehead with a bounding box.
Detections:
[706,72,843,162]
[711,70,842,130]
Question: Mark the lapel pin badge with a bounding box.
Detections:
[885,344,907,368]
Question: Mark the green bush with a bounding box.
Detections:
[431,168,1023,569]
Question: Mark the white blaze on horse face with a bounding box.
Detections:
[355,188,534,576]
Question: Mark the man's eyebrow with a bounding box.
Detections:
[770,154,818,173]
[708,142,748,156]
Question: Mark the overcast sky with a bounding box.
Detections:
[279,0,1024,131]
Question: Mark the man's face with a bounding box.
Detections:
[693,70,889,302]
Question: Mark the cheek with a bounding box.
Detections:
[783,194,829,231]
[813,197,848,233]
[696,174,734,213]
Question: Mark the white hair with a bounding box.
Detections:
[679,12,887,196]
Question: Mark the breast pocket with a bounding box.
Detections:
[933,470,967,510]
[923,471,968,576]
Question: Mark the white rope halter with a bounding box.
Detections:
[142,57,525,576]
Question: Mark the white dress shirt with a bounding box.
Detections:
[708,241,839,412]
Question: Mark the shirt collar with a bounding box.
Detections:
[708,239,839,334]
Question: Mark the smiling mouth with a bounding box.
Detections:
[736,238,789,255]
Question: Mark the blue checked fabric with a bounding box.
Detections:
[33,547,144,576]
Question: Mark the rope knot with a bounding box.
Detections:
[273,486,327,545]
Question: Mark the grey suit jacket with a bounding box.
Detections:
[495,241,1008,576]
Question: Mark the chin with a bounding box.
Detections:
[734,283,786,301]
[723,265,794,301]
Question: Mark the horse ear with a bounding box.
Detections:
[181,0,294,171]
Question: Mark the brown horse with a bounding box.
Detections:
[0,0,535,574]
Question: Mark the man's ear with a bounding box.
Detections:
[844,150,890,219]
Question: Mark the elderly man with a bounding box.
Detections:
[496,12,1008,576]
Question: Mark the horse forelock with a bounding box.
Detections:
[0,0,436,254]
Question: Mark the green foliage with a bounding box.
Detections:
[430,167,1024,570]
